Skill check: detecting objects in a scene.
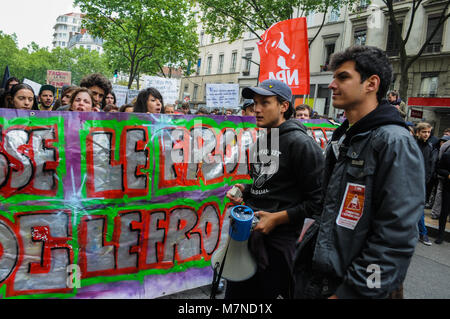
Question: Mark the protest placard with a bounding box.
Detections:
[46,70,72,88]
[143,76,180,105]
[23,78,42,95]
[206,84,240,109]
[111,84,128,107]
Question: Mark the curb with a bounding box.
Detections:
[425,222,450,241]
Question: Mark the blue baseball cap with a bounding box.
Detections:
[242,79,292,103]
[241,99,254,110]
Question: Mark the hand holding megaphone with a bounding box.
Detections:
[253,210,289,235]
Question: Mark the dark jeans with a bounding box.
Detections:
[225,244,292,299]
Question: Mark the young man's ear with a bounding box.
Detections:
[365,75,380,94]
[281,100,289,113]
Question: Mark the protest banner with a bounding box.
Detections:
[46,70,72,88]
[257,18,310,95]
[143,76,180,105]
[112,84,128,107]
[206,84,240,109]
[0,108,336,299]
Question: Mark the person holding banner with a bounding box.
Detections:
[241,99,255,116]
[69,87,96,112]
[225,79,324,299]
[5,77,20,91]
[105,92,117,107]
[293,46,424,299]
[8,83,38,110]
[55,85,77,110]
[38,84,56,111]
[79,73,112,110]
[134,87,164,114]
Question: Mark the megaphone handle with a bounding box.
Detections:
[210,234,232,299]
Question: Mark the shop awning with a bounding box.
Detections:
[408,97,450,108]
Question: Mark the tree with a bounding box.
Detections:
[75,0,199,89]
[383,0,450,101]
[195,0,358,46]
[0,31,113,87]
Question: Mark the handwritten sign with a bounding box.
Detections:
[143,76,180,105]
[206,84,239,109]
[46,70,72,88]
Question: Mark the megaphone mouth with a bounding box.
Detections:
[231,205,254,221]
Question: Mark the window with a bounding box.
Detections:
[329,8,340,22]
[193,85,199,100]
[386,22,402,56]
[354,29,366,45]
[218,54,224,73]
[206,56,212,75]
[184,84,189,93]
[200,31,205,46]
[197,58,201,75]
[357,0,369,11]
[244,53,252,74]
[230,51,237,72]
[324,43,335,68]
[425,16,443,53]
[420,74,439,97]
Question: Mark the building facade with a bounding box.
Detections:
[52,13,84,49]
[52,13,104,54]
[181,0,450,131]
[306,0,450,133]
[179,20,261,110]
[67,30,104,54]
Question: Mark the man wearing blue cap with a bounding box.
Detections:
[241,99,255,116]
[225,79,324,299]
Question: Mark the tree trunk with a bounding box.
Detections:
[128,58,136,89]
[398,57,409,103]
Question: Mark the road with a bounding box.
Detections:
[159,232,450,299]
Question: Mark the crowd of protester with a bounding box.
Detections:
[1,44,449,301]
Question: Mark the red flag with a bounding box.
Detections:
[257,18,310,95]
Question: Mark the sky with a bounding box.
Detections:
[0,0,81,49]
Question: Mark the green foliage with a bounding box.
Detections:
[0,31,112,86]
[75,0,199,88]
[195,0,359,42]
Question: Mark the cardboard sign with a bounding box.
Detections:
[336,183,365,230]
[46,70,71,88]
[257,18,310,95]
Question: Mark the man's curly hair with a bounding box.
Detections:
[330,46,393,103]
[79,73,112,96]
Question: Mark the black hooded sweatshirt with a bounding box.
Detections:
[243,119,324,237]
[242,119,324,273]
